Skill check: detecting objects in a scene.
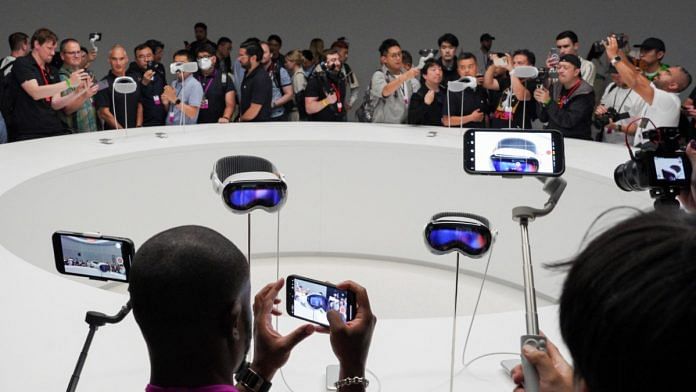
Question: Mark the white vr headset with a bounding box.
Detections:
[170,62,199,75]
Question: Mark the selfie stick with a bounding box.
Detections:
[66,301,132,392]
[512,176,565,392]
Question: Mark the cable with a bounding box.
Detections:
[577,206,642,251]
[366,368,381,392]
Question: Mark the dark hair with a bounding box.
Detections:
[129,225,249,342]
[437,33,459,48]
[80,46,88,54]
[301,49,314,62]
[512,49,536,66]
[30,28,58,48]
[322,48,339,61]
[401,50,413,66]
[420,58,441,77]
[217,36,232,46]
[196,43,216,57]
[556,210,696,391]
[267,34,282,45]
[458,52,477,62]
[331,38,349,50]
[173,49,193,61]
[133,43,152,56]
[378,38,400,56]
[8,32,28,51]
[194,22,207,31]
[241,41,263,62]
[556,30,579,43]
[59,38,79,53]
[145,39,164,52]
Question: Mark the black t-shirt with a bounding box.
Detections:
[10,55,67,140]
[443,87,490,128]
[437,57,459,83]
[127,63,166,127]
[305,72,347,122]
[240,65,272,122]
[408,85,445,126]
[195,69,236,123]
[689,86,696,101]
[490,76,535,129]
[94,71,142,129]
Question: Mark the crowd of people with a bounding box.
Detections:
[1,25,695,146]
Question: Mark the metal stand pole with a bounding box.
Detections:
[449,253,461,392]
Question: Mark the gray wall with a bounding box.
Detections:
[2,0,693,99]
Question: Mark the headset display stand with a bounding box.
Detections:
[511,176,566,392]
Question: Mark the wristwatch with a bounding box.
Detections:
[610,56,621,66]
[235,362,271,392]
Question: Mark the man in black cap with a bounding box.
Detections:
[478,33,494,75]
[634,37,668,81]
[534,53,595,140]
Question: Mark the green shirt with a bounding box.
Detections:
[58,66,98,132]
[644,63,669,82]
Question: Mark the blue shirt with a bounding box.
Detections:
[166,74,204,125]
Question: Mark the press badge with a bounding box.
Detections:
[153,95,161,105]
[201,99,209,109]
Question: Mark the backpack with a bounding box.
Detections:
[269,61,296,113]
[0,59,17,126]
[355,69,385,123]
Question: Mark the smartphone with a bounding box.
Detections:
[286,275,356,327]
[52,231,134,282]
[493,55,507,67]
[464,129,565,176]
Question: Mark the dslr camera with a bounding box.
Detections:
[593,107,630,128]
[592,33,627,53]
[533,67,550,88]
[614,127,692,207]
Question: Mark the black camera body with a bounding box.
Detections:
[614,127,692,206]
[593,107,630,128]
[593,33,627,53]
[534,67,550,88]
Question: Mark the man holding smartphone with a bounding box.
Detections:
[129,225,376,392]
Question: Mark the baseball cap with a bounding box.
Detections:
[633,37,666,52]
[480,33,495,42]
[559,54,581,69]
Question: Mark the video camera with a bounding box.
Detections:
[593,107,630,129]
[591,33,628,54]
[614,126,692,208]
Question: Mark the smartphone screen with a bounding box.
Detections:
[286,275,356,327]
[464,129,565,176]
[651,154,691,187]
[52,231,134,282]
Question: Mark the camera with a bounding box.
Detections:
[593,107,630,128]
[592,33,627,53]
[533,67,550,88]
[614,127,692,207]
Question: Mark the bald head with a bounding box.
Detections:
[108,44,129,76]
[655,65,692,93]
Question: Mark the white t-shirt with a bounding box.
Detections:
[633,83,680,146]
[599,83,642,144]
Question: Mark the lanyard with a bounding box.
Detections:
[197,70,216,96]
[611,84,633,113]
[37,64,52,103]
[558,80,581,109]
[329,82,342,112]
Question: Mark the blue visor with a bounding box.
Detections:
[491,157,539,173]
[425,222,491,257]
[222,182,287,212]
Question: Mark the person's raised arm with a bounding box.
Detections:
[380,67,420,97]
[605,36,654,105]
[21,69,86,101]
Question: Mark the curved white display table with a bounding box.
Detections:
[0,123,650,391]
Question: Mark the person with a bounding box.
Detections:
[9,28,88,141]
[188,22,216,58]
[678,140,696,212]
[217,37,233,75]
[305,49,347,122]
[129,225,376,392]
[284,49,308,121]
[309,38,325,68]
[442,53,489,128]
[483,49,536,129]
[478,33,495,75]
[194,44,236,123]
[261,41,293,121]
[238,41,272,122]
[57,38,99,132]
[634,37,668,81]
[401,51,413,70]
[682,87,696,136]
[301,50,315,78]
[593,66,643,143]
[436,33,459,83]
[95,45,143,129]
[127,43,167,127]
[548,31,596,85]
[407,59,444,126]
[604,35,691,146]
[369,38,420,124]
[330,39,360,114]
[267,34,285,71]
[510,209,696,392]
[161,49,204,125]
[1,32,29,76]
[145,39,167,81]
[534,54,594,140]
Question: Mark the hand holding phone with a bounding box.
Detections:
[52,231,134,282]
[287,275,356,327]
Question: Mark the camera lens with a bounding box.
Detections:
[614,160,648,191]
